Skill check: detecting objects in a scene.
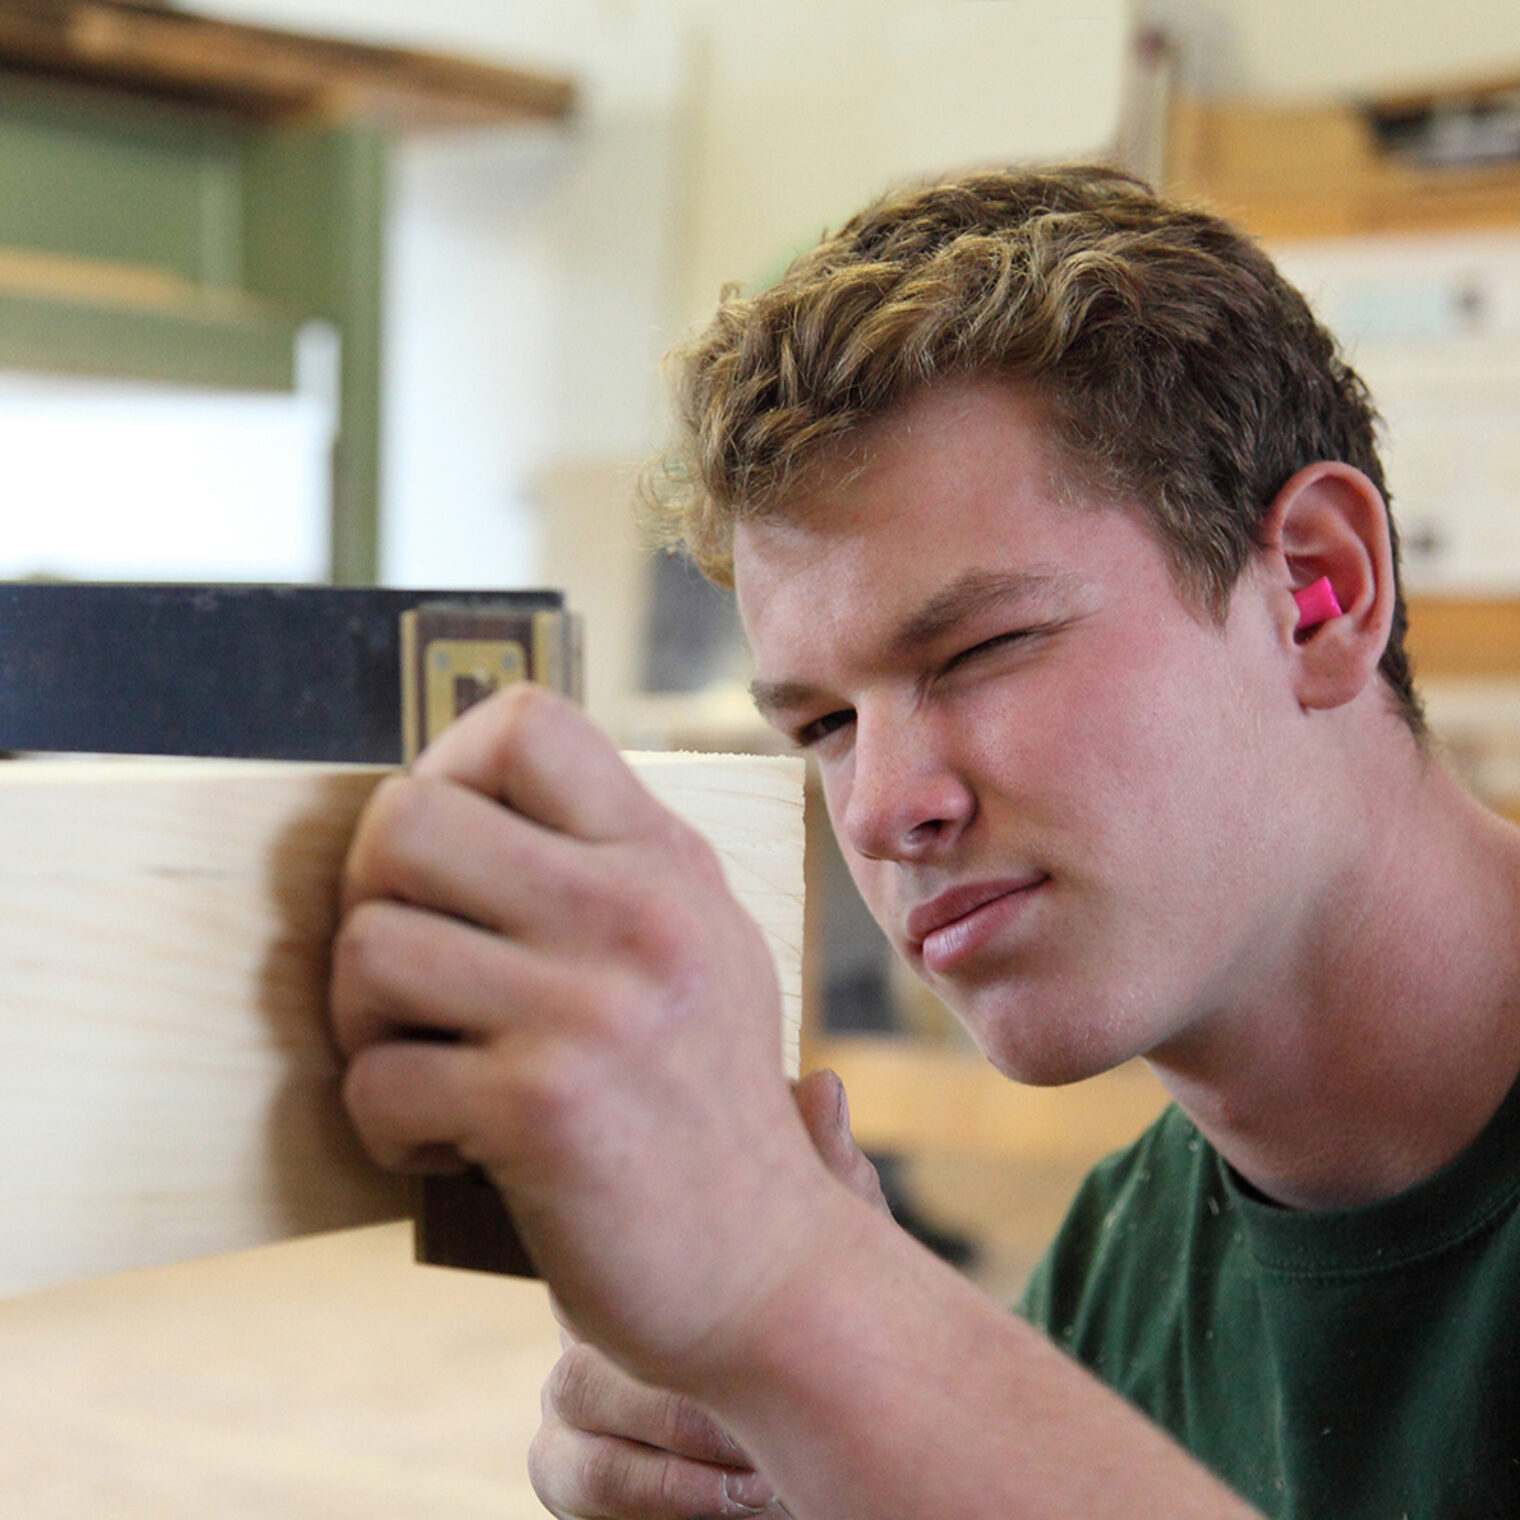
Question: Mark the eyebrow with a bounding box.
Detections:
[748,567,1071,718]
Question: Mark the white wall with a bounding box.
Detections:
[670,1,1128,331]
[0,374,331,584]
[1142,0,1520,98]
[15,1,1519,712]
[191,0,1133,727]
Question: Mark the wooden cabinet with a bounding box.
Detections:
[0,1,574,582]
[1165,73,1520,241]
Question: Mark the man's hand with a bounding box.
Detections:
[330,687,860,1387]
[529,1069,888,1520]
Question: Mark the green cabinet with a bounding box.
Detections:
[0,3,573,584]
[0,74,383,581]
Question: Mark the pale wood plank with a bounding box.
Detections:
[807,1036,1169,1165]
[0,753,803,1298]
[1163,89,1520,242]
[0,1223,562,1519]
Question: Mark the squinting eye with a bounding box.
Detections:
[943,623,1061,676]
[793,709,854,749]
[950,631,1026,668]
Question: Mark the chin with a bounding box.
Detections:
[957,988,1151,1089]
[982,1042,1124,1088]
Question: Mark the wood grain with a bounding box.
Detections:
[0,752,803,1298]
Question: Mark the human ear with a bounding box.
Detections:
[1257,462,1396,712]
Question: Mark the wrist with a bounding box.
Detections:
[667,1171,901,1406]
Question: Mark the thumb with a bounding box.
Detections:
[792,1068,889,1214]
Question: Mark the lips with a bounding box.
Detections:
[905,876,1046,947]
[905,876,1047,973]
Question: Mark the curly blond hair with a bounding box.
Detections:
[644,163,1422,732]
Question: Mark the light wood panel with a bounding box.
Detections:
[0,1223,563,1519]
[0,752,803,1298]
[808,1036,1169,1165]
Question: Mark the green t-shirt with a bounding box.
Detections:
[1019,1081,1520,1519]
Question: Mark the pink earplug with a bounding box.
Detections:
[1293,575,1342,630]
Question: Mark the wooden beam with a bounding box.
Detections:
[0,0,577,128]
[0,752,803,1298]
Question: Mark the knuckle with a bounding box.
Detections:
[545,1342,604,1430]
[376,777,450,885]
[481,681,560,766]
[338,1054,404,1167]
[580,1437,638,1508]
[525,1421,570,1514]
[330,900,394,995]
[657,812,729,892]
[340,1045,401,1128]
[619,888,694,970]
[854,1152,891,1213]
[347,775,445,901]
[503,1043,601,1150]
[658,1388,739,1465]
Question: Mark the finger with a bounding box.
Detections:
[792,1068,889,1213]
[340,775,695,983]
[338,958,633,1176]
[340,1038,479,1172]
[330,898,558,1055]
[530,1420,776,1520]
[546,1340,751,1468]
[340,771,559,926]
[412,683,667,843]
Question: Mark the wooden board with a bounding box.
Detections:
[0,1223,564,1519]
[807,1036,1168,1165]
[0,752,804,1298]
[0,0,577,128]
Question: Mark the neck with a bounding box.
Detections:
[1149,752,1520,1211]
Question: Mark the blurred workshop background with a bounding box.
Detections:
[5,1,1520,1514]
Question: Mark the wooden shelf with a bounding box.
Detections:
[0,243,302,389]
[0,281,300,389]
[0,4,580,579]
[0,0,576,128]
[1166,72,1520,241]
[1408,594,1520,679]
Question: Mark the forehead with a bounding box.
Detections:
[733,379,1156,650]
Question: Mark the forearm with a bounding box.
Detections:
[692,1192,1262,1520]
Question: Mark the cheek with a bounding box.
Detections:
[1002,640,1260,865]
[1067,649,1285,919]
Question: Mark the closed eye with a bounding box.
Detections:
[943,627,1039,672]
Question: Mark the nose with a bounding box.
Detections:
[837,710,975,862]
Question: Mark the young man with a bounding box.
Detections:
[330,167,1520,1519]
